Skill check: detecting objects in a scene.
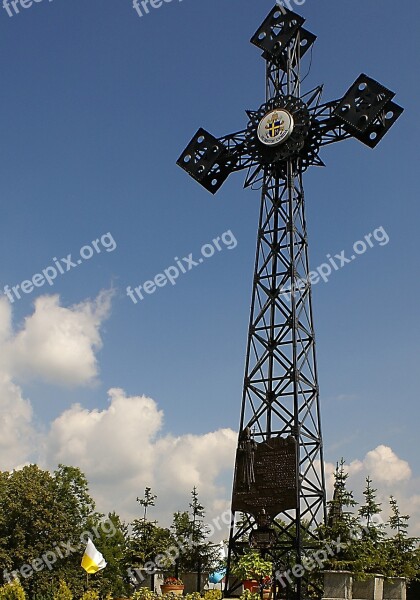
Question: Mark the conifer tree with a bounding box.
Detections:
[321,459,359,572]
[356,476,386,574]
[384,497,420,579]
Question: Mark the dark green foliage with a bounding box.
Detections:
[0,465,129,599]
[319,462,419,582]
[171,488,220,574]
[137,488,157,523]
[383,497,419,579]
[130,487,173,567]
[319,460,360,573]
[88,512,131,598]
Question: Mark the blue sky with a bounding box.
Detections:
[0,0,419,527]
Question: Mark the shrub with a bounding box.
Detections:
[0,580,26,600]
[231,551,272,581]
[203,591,222,600]
[53,581,73,600]
[184,594,202,600]
[131,589,158,600]
[80,592,99,600]
[239,591,259,600]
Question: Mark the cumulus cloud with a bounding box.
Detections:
[0,373,34,470]
[326,445,419,535]
[0,293,238,527]
[45,388,164,480]
[43,410,420,533]
[0,292,417,533]
[0,290,112,473]
[42,387,237,524]
[0,369,418,533]
[0,291,112,386]
[363,445,411,484]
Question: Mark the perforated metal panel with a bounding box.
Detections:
[251,7,305,58]
[176,128,236,193]
[350,101,404,148]
[334,74,395,133]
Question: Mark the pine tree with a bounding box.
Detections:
[327,459,358,535]
[137,487,157,523]
[359,477,383,536]
[384,497,420,579]
[171,488,219,574]
[131,488,172,567]
[190,487,205,549]
[355,477,386,575]
[321,459,359,572]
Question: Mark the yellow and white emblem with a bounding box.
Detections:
[257,109,294,147]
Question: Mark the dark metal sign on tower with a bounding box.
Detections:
[177,6,403,599]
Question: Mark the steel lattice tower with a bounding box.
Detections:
[177,7,403,600]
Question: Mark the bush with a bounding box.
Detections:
[239,591,259,600]
[131,589,158,600]
[80,592,99,600]
[231,551,272,581]
[184,594,201,600]
[0,580,26,600]
[53,581,73,600]
[203,591,222,600]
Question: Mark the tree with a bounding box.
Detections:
[384,497,419,579]
[130,488,172,567]
[89,512,130,598]
[171,488,219,574]
[355,477,387,575]
[359,477,383,536]
[320,459,359,572]
[137,488,157,524]
[53,581,73,600]
[0,464,124,599]
[0,464,90,597]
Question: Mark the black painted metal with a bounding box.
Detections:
[177,6,403,599]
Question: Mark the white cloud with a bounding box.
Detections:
[0,364,418,535]
[326,445,419,535]
[0,293,417,534]
[45,388,164,480]
[0,295,231,525]
[363,445,411,484]
[0,290,112,473]
[0,373,34,470]
[42,387,237,526]
[0,291,112,386]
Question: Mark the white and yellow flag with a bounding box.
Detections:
[81,539,107,574]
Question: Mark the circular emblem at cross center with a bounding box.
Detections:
[257,109,295,146]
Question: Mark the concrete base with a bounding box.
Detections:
[353,576,384,600]
[133,570,164,594]
[323,570,353,600]
[180,572,209,594]
[383,578,407,600]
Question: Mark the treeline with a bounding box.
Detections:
[0,466,220,599]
